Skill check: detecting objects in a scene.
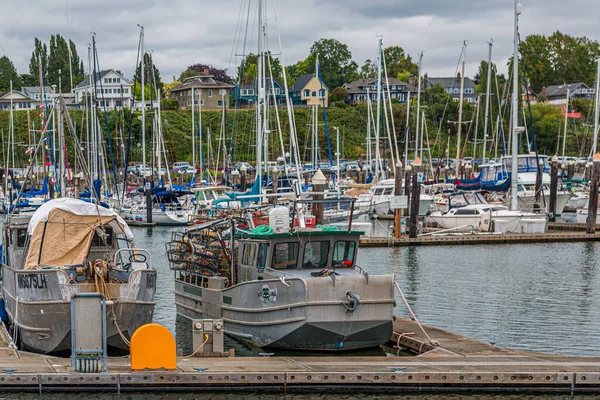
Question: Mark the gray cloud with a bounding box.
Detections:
[0,0,598,83]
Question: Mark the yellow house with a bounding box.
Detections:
[290,74,329,107]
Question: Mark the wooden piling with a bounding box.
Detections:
[549,156,558,222]
[567,160,575,180]
[535,158,543,203]
[145,176,153,224]
[404,165,412,213]
[587,153,600,234]
[394,161,403,238]
[312,169,326,225]
[240,165,247,192]
[409,158,421,238]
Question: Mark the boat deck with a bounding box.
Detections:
[0,317,599,392]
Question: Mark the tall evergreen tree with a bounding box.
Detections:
[0,56,22,92]
[133,52,163,94]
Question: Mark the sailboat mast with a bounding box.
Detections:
[456,43,466,162]
[482,40,493,162]
[375,37,383,179]
[404,91,410,164]
[562,87,569,158]
[366,88,372,169]
[415,52,423,161]
[510,0,521,211]
[255,0,264,187]
[191,87,195,167]
[593,58,600,155]
[140,25,146,171]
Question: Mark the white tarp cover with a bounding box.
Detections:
[24,198,134,270]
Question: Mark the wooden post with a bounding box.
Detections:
[465,163,472,180]
[394,161,403,238]
[312,169,326,225]
[74,173,81,199]
[360,165,367,184]
[549,155,558,222]
[444,165,449,180]
[240,165,247,192]
[270,167,278,205]
[409,158,421,238]
[178,170,184,186]
[144,174,153,224]
[587,153,600,234]
[404,165,412,213]
[567,160,575,180]
[585,162,592,181]
[535,158,543,203]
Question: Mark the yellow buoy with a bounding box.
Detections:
[130,323,176,371]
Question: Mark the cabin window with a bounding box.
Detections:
[332,241,356,267]
[16,229,27,248]
[302,241,330,269]
[272,242,299,269]
[242,243,257,265]
[383,187,393,195]
[91,226,113,246]
[454,209,478,215]
[257,242,269,270]
[374,188,384,195]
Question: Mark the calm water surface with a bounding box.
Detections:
[133,225,600,357]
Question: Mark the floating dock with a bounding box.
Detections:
[0,318,599,393]
[360,231,600,247]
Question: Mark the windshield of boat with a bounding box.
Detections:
[257,242,269,270]
[272,242,299,269]
[302,241,329,269]
[332,241,356,267]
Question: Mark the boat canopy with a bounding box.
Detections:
[24,198,133,270]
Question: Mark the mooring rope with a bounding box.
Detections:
[394,280,439,346]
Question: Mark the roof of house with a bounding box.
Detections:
[427,76,476,89]
[238,77,284,91]
[22,86,55,94]
[171,74,235,92]
[74,69,131,90]
[291,74,330,93]
[343,77,408,94]
[0,90,36,101]
[543,82,591,98]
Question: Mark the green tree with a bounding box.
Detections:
[29,38,48,82]
[30,35,83,91]
[237,51,283,84]
[0,56,22,92]
[133,52,163,96]
[308,38,359,88]
[359,58,376,78]
[179,63,232,84]
[383,46,418,78]
[331,87,348,102]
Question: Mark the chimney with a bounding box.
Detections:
[408,75,415,88]
[542,87,546,97]
[203,68,209,75]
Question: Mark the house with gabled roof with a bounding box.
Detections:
[343,77,410,105]
[290,74,329,107]
[0,90,37,111]
[231,77,286,107]
[73,69,132,110]
[169,69,235,111]
[425,75,477,103]
[540,82,594,114]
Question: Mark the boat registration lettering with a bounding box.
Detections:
[18,273,48,290]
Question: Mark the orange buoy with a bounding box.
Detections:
[130,323,176,371]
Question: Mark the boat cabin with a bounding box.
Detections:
[237,230,362,282]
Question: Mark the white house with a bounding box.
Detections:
[0,90,38,111]
[21,86,55,102]
[73,69,132,110]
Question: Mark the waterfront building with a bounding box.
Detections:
[541,82,595,114]
[425,75,477,103]
[169,70,235,111]
[343,77,410,105]
[0,90,37,110]
[290,74,329,107]
[73,69,132,110]
[231,77,286,107]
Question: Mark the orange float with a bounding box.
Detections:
[130,323,176,371]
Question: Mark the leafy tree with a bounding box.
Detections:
[179,63,233,84]
[29,35,84,91]
[308,38,359,88]
[237,52,283,84]
[383,46,418,78]
[133,52,163,96]
[331,87,348,102]
[359,58,376,78]
[163,80,182,96]
[0,56,22,92]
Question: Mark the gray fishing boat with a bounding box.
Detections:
[1,198,156,354]
[168,219,395,351]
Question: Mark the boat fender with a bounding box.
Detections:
[343,291,361,312]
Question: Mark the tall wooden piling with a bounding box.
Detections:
[145,174,153,224]
[409,158,421,239]
[404,165,412,213]
[270,167,278,205]
[567,160,575,180]
[535,158,543,203]
[549,156,558,222]
[312,169,326,225]
[394,161,403,238]
[587,153,600,234]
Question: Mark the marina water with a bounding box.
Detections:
[135,223,600,357]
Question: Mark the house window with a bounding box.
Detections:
[218,100,223,107]
[0,103,6,110]
[208,89,213,97]
[318,89,325,97]
[116,78,121,83]
[248,89,254,95]
[124,88,129,94]
[274,88,280,95]
[304,89,310,97]
[116,100,122,107]
[312,91,316,96]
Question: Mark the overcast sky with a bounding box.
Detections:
[1,0,599,84]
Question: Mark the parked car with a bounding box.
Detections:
[228,162,255,173]
[173,161,192,172]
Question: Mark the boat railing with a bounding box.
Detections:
[113,248,151,270]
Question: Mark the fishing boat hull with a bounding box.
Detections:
[1,266,156,354]
[175,273,395,351]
